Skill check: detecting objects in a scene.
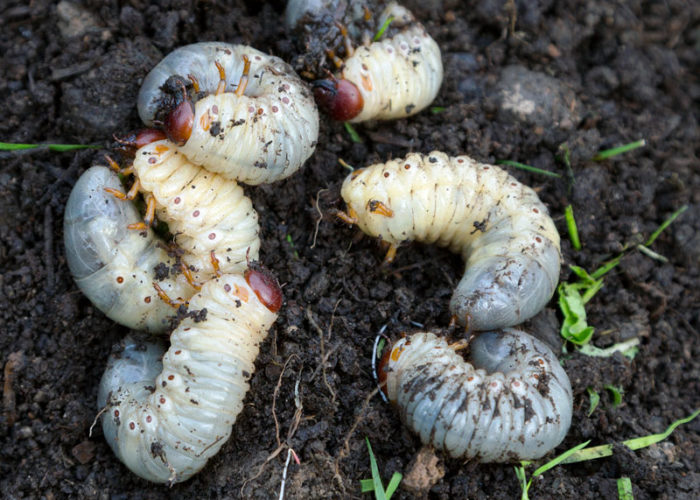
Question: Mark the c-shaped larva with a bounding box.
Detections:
[313,2,443,122]
[340,151,561,331]
[64,166,194,332]
[137,42,319,185]
[109,135,261,285]
[98,271,282,484]
[379,330,573,461]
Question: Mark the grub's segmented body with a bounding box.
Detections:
[380,330,573,461]
[132,140,260,282]
[137,42,319,185]
[64,166,194,332]
[98,272,280,484]
[314,2,443,122]
[345,3,442,122]
[341,152,561,331]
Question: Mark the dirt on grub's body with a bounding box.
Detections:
[0,0,698,499]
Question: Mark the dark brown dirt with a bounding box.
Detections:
[1,1,698,498]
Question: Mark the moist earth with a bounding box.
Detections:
[1,0,698,499]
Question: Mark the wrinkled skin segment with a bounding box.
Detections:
[63,166,194,332]
[137,42,319,185]
[341,151,561,331]
[98,274,280,484]
[381,330,573,461]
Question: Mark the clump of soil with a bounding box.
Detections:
[1,1,698,498]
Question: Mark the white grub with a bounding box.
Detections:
[381,330,573,461]
[137,42,319,185]
[341,2,443,122]
[63,166,194,332]
[341,151,561,331]
[132,140,261,283]
[98,273,279,484]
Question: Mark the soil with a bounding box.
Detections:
[0,0,698,499]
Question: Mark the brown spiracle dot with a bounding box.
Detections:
[175,350,181,355]
[116,276,124,284]
[272,106,279,113]
[224,284,232,292]
[404,164,411,169]
[160,397,166,404]
[193,210,200,217]
[144,296,151,303]
[535,236,542,243]
[174,197,181,204]
[208,233,216,240]
[384,172,390,178]
[146,415,152,423]
[129,422,135,430]
[533,208,540,214]
[114,410,120,417]
[168,374,174,380]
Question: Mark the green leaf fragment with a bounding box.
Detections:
[565,205,582,250]
[562,408,700,464]
[587,387,600,417]
[617,477,634,500]
[374,16,394,41]
[604,385,623,407]
[344,122,363,143]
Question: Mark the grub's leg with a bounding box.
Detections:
[214,61,227,95]
[187,73,201,93]
[382,243,397,265]
[105,154,134,176]
[127,193,155,231]
[335,207,358,225]
[104,178,141,201]
[153,282,188,309]
[451,312,474,337]
[325,49,344,69]
[180,262,202,291]
[362,5,372,21]
[234,55,250,97]
[367,200,394,218]
[210,251,222,277]
[448,338,470,352]
[335,21,354,57]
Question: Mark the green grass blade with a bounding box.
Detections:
[592,139,646,161]
[564,205,582,250]
[644,205,688,246]
[587,387,600,417]
[344,122,363,143]
[384,472,402,500]
[496,160,562,178]
[365,438,386,500]
[0,142,100,151]
[562,408,700,464]
[590,254,623,279]
[360,479,374,493]
[513,464,530,500]
[532,440,591,477]
[430,106,446,114]
[617,477,634,500]
[374,16,394,41]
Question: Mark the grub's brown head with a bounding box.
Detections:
[159,75,195,146]
[245,269,283,313]
[312,78,364,121]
